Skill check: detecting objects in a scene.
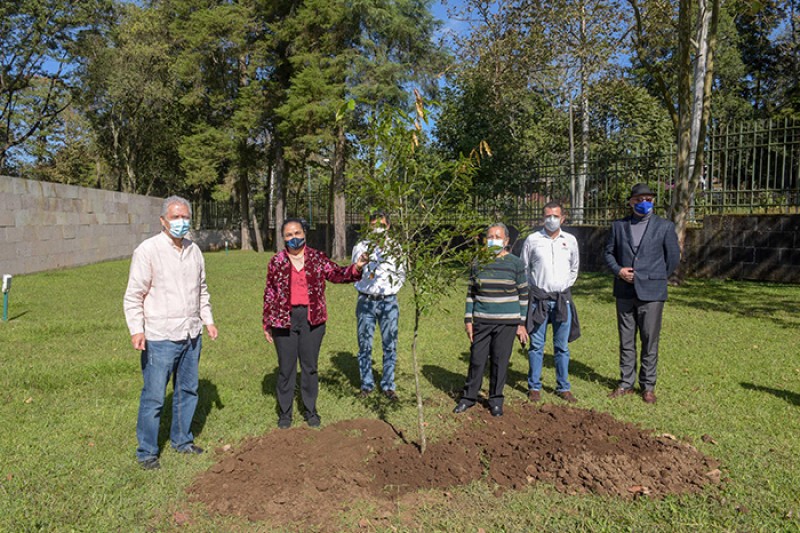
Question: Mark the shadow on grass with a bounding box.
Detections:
[321,351,404,424]
[320,351,361,395]
[741,382,800,406]
[667,279,800,329]
[443,343,617,398]
[157,378,224,452]
[6,310,30,321]
[570,273,616,305]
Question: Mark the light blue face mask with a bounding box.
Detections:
[167,218,191,238]
[487,238,505,254]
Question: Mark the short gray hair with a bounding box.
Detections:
[161,196,192,218]
[487,222,509,239]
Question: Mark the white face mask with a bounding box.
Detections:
[544,216,561,233]
[487,238,505,253]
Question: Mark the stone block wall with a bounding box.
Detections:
[547,215,800,283]
[0,176,162,275]
[682,214,800,282]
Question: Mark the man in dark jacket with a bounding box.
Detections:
[604,183,681,404]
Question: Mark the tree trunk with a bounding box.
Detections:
[238,155,253,252]
[671,0,718,253]
[411,286,427,455]
[332,124,347,259]
[251,209,265,253]
[575,7,588,224]
[273,140,287,252]
[569,100,576,215]
[578,79,588,224]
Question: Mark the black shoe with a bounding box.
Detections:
[278,417,292,429]
[305,413,321,428]
[453,402,472,414]
[139,457,160,470]
[359,388,373,398]
[383,389,399,402]
[490,405,503,417]
[176,444,204,455]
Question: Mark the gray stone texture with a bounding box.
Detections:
[1,176,162,275]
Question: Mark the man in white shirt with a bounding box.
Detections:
[521,202,580,403]
[123,196,218,470]
[351,211,406,401]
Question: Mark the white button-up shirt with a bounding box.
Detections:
[351,237,406,296]
[521,229,580,293]
[123,231,214,341]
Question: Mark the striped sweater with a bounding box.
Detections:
[465,253,528,325]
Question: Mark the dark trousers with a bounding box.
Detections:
[616,297,665,392]
[461,322,516,408]
[273,306,326,419]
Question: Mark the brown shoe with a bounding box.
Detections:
[557,391,578,403]
[642,390,657,404]
[608,387,635,399]
[528,390,541,402]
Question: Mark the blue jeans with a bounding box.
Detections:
[356,294,399,391]
[136,336,201,461]
[528,300,572,393]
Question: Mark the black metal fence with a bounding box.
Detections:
[195,118,800,230]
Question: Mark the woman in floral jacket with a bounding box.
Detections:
[263,218,368,429]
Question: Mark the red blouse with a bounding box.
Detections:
[263,247,363,329]
[289,265,310,306]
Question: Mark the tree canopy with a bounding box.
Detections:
[4,0,800,248]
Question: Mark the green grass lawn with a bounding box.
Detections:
[1,251,799,531]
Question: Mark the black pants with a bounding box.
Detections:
[273,306,326,419]
[616,297,664,392]
[461,322,516,408]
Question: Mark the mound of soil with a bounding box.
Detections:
[189,404,721,527]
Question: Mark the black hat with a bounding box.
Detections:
[629,183,656,199]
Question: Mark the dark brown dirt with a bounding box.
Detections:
[188,403,721,528]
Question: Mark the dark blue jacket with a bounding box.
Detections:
[604,214,681,302]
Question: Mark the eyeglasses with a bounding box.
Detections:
[632,196,654,203]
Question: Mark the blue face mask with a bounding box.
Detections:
[633,201,653,216]
[285,237,305,250]
[167,218,191,238]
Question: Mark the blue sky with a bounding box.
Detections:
[431,0,469,44]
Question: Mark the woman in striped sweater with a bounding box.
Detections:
[454,223,529,417]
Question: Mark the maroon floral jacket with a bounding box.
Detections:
[263,247,362,329]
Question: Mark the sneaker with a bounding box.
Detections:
[176,444,204,455]
[383,389,399,402]
[278,417,292,429]
[359,388,373,398]
[528,390,541,402]
[139,457,160,470]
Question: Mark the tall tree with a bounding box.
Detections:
[629,0,721,251]
[276,0,443,258]
[0,0,111,170]
[76,3,181,195]
[440,0,624,220]
[165,0,266,249]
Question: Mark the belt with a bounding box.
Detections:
[358,292,395,301]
